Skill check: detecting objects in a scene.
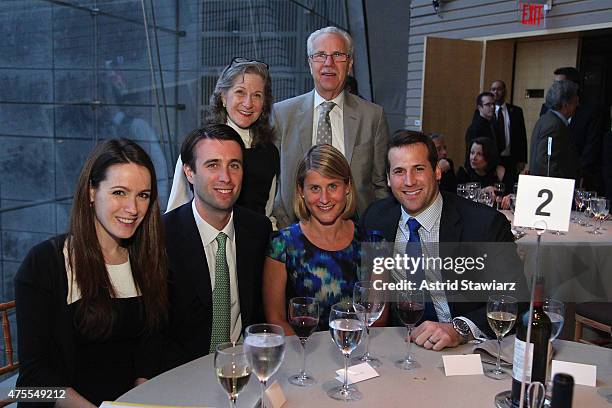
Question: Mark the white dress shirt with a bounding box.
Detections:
[191,200,242,343]
[312,90,345,155]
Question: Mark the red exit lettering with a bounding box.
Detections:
[521,3,544,26]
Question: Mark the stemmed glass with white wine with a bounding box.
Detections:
[352,280,385,367]
[485,294,517,380]
[328,301,366,401]
[589,197,609,235]
[244,324,286,408]
[214,342,252,408]
[288,297,319,386]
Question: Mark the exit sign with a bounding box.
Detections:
[519,1,549,26]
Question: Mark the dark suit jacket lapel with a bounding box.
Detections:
[175,205,212,307]
[233,207,256,328]
[439,193,462,258]
[380,201,402,243]
[343,91,360,163]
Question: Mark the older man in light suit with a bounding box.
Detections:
[272,26,390,228]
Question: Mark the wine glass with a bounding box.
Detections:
[543,298,565,341]
[215,342,252,408]
[484,294,517,380]
[583,191,597,227]
[577,190,590,225]
[327,301,366,401]
[288,297,319,386]
[478,190,494,207]
[244,324,286,408]
[394,289,424,370]
[352,280,385,367]
[572,188,584,223]
[589,198,609,235]
[493,182,505,209]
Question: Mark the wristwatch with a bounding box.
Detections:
[452,317,471,344]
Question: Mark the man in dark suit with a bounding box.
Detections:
[530,80,579,180]
[272,26,390,228]
[163,124,272,369]
[490,80,528,174]
[363,130,524,350]
[465,92,501,165]
[540,67,604,191]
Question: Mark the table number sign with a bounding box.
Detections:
[514,175,574,231]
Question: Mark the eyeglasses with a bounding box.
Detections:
[308,52,351,63]
[229,57,269,70]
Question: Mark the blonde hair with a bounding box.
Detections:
[293,144,356,221]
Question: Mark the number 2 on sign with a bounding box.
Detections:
[535,189,553,216]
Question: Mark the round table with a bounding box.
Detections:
[118,327,612,407]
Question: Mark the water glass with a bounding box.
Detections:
[328,302,366,401]
[244,324,286,408]
[352,281,385,367]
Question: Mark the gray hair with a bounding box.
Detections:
[545,80,578,111]
[306,26,354,57]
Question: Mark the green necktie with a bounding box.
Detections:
[209,232,231,353]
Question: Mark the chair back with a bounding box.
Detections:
[0,301,18,376]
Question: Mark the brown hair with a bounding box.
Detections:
[293,144,356,221]
[68,138,167,339]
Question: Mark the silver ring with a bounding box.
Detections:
[427,337,437,345]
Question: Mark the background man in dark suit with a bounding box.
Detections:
[490,80,528,174]
[540,67,604,192]
[465,92,501,165]
[363,130,523,350]
[272,26,390,228]
[530,80,579,180]
[163,124,271,369]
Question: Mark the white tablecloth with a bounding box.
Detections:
[118,328,612,408]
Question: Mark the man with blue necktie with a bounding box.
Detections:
[363,130,524,350]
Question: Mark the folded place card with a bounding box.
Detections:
[335,362,380,384]
[551,360,597,387]
[442,354,484,376]
[264,380,287,408]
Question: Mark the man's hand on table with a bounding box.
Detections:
[411,321,463,351]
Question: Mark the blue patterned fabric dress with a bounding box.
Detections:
[267,222,383,330]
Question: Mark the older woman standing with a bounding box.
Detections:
[167,58,279,218]
[15,139,167,407]
[263,144,383,333]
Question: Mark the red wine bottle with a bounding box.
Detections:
[510,279,552,407]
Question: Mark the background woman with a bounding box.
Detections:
[167,58,279,220]
[15,139,168,407]
[457,137,516,195]
[263,144,384,334]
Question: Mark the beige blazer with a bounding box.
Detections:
[271,90,390,228]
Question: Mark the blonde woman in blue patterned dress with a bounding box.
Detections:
[263,144,385,333]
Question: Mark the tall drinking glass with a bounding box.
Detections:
[288,297,319,386]
[244,324,286,408]
[583,191,597,227]
[394,289,424,370]
[215,343,252,408]
[572,188,584,223]
[577,190,590,225]
[484,295,517,380]
[328,302,366,401]
[352,280,385,367]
